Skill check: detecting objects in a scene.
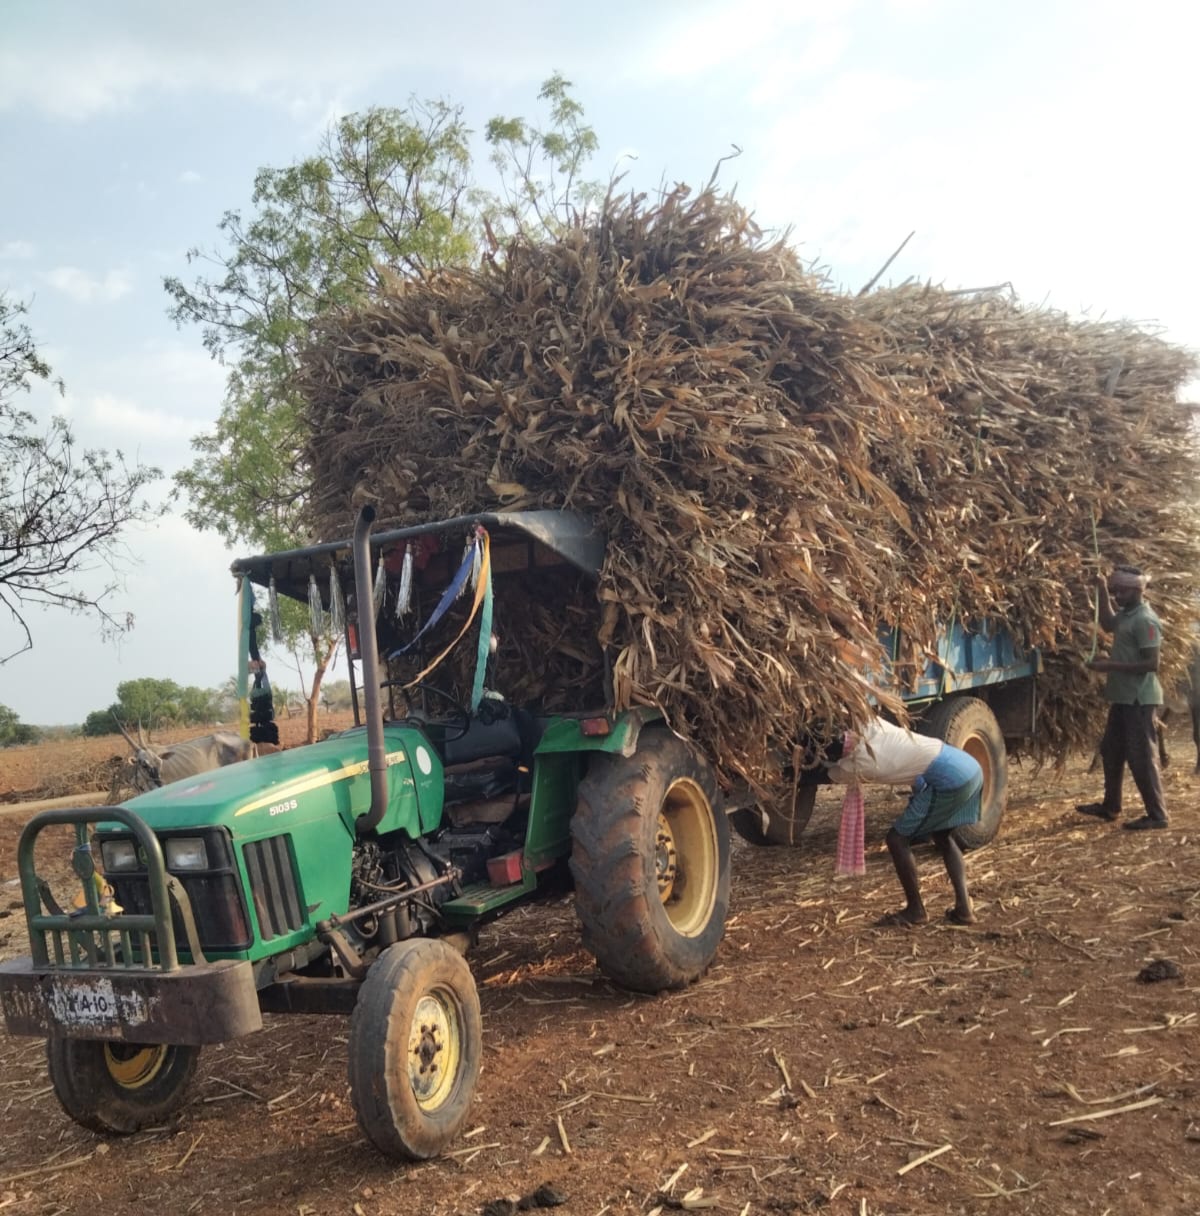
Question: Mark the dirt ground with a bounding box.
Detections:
[0,726,1196,1216]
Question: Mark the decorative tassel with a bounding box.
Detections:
[372,553,386,617]
[268,577,283,642]
[328,565,345,635]
[308,574,325,636]
[396,544,413,619]
[469,534,482,593]
[457,536,475,600]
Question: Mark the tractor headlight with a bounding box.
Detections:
[164,837,209,871]
[100,840,139,872]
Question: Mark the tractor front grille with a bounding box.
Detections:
[243,835,304,941]
[102,828,252,954]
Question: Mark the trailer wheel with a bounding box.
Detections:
[917,696,1007,849]
[729,785,819,847]
[348,938,482,1160]
[570,728,731,993]
[46,1038,199,1134]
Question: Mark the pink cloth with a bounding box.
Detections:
[836,783,866,877]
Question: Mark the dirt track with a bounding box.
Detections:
[1,734,1197,1216]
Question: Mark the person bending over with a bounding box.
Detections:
[827,716,982,927]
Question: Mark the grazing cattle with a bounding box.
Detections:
[115,721,257,793]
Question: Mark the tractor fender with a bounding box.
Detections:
[533,706,663,759]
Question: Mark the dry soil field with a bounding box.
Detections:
[0,723,1196,1216]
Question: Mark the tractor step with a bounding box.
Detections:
[442,873,536,921]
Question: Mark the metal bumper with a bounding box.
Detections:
[0,955,262,1044]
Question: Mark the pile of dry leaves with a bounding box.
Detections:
[294,187,1199,792]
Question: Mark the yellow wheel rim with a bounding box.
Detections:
[962,733,993,808]
[655,777,718,938]
[104,1043,168,1090]
[408,989,462,1111]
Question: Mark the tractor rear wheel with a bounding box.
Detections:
[570,728,730,993]
[46,1038,199,1134]
[917,696,1008,849]
[348,938,482,1160]
[729,785,819,846]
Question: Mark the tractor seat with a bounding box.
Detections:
[441,714,524,767]
[442,754,518,806]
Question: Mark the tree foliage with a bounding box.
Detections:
[166,78,600,737]
[0,294,162,662]
[484,72,603,237]
[0,702,38,747]
[81,677,223,737]
[168,101,478,553]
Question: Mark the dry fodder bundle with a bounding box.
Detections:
[296,187,1200,791]
[853,286,1200,755]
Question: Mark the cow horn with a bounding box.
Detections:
[113,715,139,750]
[137,721,148,748]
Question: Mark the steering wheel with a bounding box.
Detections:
[381,680,471,742]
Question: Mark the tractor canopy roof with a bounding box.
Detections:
[231,510,605,605]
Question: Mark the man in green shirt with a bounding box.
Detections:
[1077,565,1169,830]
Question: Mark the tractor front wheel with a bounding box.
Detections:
[348,938,482,1160]
[570,728,731,993]
[46,1038,200,1134]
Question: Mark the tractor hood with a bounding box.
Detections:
[108,725,443,842]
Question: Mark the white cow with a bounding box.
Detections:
[115,721,258,793]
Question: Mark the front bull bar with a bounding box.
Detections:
[0,806,261,1044]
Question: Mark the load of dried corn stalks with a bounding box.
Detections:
[296,187,1200,794]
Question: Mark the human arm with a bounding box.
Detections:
[1093,574,1117,633]
[1088,647,1160,675]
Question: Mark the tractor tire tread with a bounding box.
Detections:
[569,729,729,994]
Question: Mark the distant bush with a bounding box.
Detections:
[81,677,224,737]
[0,703,39,747]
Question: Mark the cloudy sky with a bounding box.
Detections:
[1,0,1197,727]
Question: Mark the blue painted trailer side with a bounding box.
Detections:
[879,620,1041,707]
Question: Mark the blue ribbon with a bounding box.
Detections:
[470,553,494,712]
[386,537,477,659]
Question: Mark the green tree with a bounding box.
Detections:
[81,707,122,738]
[167,80,601,739]
[484,72,602,237]
[319,679,353,712]
[81,677,221,737]
[0,294,162,661]
[167,102,479,738]
[0,702,38,746]
[176,683,223,725]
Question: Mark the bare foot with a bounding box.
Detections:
[875,908,928,928]
[945,906,976,926]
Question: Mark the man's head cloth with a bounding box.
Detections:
[1110,565,1149,591]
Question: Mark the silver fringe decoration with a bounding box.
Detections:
[396,544,413,619]
[308,574,325,636]
[372,553,386,617]
[469,535,482,593]
[268,577,283,642]
[454,537,472,600]
[328,565,345,635]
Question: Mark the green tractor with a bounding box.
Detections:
[0,507,731,1160]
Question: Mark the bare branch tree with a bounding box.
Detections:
[0,294,162,661]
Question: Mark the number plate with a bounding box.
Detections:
[46,977,129,1031]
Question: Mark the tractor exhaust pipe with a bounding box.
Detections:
[352,505,389,835]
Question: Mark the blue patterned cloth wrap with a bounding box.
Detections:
[892,743,983,838]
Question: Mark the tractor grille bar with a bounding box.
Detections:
[243,836,304,941]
